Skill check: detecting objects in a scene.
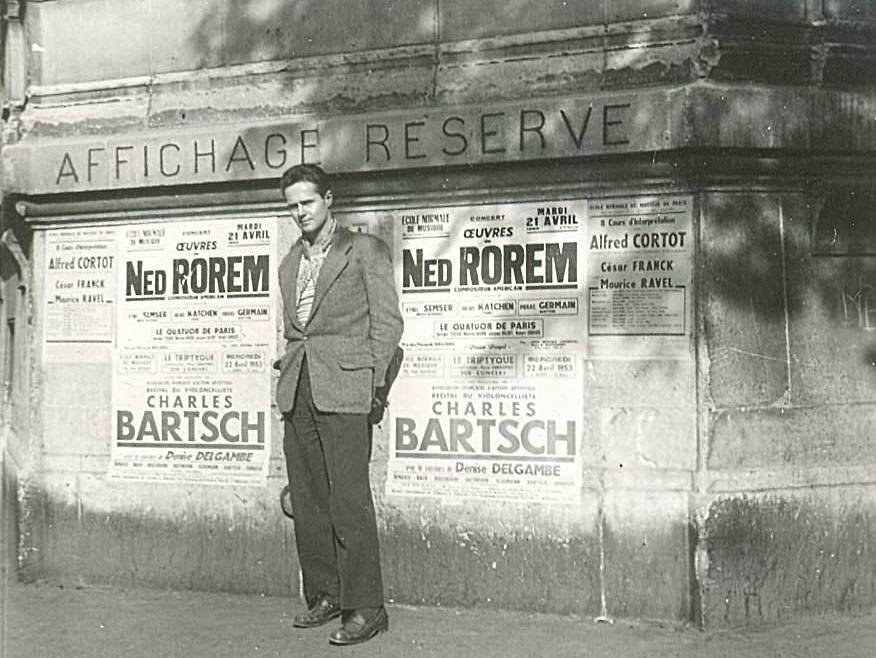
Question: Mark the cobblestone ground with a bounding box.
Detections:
[2,582,875,658]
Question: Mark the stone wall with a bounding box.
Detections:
[3,0,876,627]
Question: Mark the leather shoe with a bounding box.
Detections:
[293,595,341,628]
[328,607,389,645]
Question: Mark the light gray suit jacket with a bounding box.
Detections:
[275,225,403,414]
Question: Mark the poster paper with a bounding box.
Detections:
[43,227,117,361]
[110,217,277,485]
[388,200,587,503]
[586,195,693,357]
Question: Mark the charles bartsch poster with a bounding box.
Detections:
[110,217,277,485]
[388,201,587,503]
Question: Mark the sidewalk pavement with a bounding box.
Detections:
[2,581,875,658]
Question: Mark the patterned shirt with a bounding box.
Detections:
[295,217,337,326]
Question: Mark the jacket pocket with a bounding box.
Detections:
[338,353,374,370]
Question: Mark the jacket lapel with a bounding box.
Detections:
[309,226,352,321]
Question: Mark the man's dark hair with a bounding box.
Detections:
[280,164,331,197]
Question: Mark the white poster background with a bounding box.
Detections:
[387,200,587,503]
[43,227,117,362]
[111,217,277,485]
[586,195,693,358]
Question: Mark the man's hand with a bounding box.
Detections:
[368,347,402,425]
[368,397,386,425]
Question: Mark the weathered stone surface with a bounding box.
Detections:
[22,0,876,103]
[609,0,697,23]
[29,0,153,85]
[710,0,808,21]
[17,482,300,596]
[700,193,789,409]
[604,490,692,620]
[782,190,876,407]
[685,87,812,148]
[440,0,604,40]
[436,40,606,106]
[824,0,876,21]
[822,48,876,86]
[1,460,20,590]
[603,43,699,89]
[16,481,604,615]
[381,505,601,613]
[600,406,695,472]
[29,0,438,86]
[586,359,695,410]
[702,491,876,627]
[708,405,876,469]
[584,358,695,472]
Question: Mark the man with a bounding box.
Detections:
[274,164,403,646]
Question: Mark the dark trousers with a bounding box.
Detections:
[283,359,384,610]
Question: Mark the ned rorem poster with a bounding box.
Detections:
[110,217,277,485]
[388,200,587,503]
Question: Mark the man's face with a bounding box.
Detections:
[283,181,333,241]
